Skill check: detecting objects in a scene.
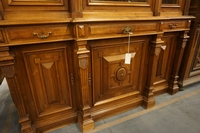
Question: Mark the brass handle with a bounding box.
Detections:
[122,26,134,34]
[33,31,52,39]
[169,24,178,29]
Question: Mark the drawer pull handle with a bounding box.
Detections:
[122,26,134,34]
[33,31,52,39]
[169,24,178,29]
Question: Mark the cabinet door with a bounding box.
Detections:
[90,37,149,107]
[11,42,77,131]
[154,33,178,95]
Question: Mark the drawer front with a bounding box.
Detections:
[5,24,72,45]
[163,20,189,31]
[76,22,158,39]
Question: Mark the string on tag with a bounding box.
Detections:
[125,32,132,64]
[128,32,131,54]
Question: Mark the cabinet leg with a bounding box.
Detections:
[0,47,34,133]
[143,87,155,109]
[7,77,34,133]
[20,116,34,133]
[168,31,189,95]
[143,34,163,109]
[78,110,94,132]
[168,76,179,95]
[75,41,94,132]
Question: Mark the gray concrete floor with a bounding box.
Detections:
[1,78,200,133]
[0,79,21,133]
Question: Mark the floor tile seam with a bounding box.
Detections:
[3,103,15,133]
[86,89,200,133]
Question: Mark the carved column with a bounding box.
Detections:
[142,34,163,109]
[0,47,34,133]
[168,31,189,94]
[70,0,83,18]
[153,0,161,16]
[0,0,4,20]
[75,41,94,132]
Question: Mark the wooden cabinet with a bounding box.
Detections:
[0,0,194,132]
[179,0,200,87]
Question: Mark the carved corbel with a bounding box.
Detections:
[157,22,164,32]
[75,41,94,132]
[0,46,34,133]
[0,47,15,77]
[143,34,164,109]
[168,31,189,94]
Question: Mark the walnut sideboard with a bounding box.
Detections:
[0,0,195,132]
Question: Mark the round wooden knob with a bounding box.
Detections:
[116,67,127,81]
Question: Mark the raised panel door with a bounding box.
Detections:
[23,47,73,117]
[154,33,178,95]
[90,37,149,107]
[11,42,77,131]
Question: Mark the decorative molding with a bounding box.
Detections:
[79,57,88,69]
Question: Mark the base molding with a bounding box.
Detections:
[179,75,200,87]
[91,97,143,122]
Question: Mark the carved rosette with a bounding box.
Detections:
[115,66,127,82]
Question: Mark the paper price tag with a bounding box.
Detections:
[125,53,131,64]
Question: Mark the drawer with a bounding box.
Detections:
[76,22,158,39]
[163,20,188,31]
[5,24,72,45]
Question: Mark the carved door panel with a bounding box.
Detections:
[12,42,76,123]
[90,37,149,106]
[154,33,177,94]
